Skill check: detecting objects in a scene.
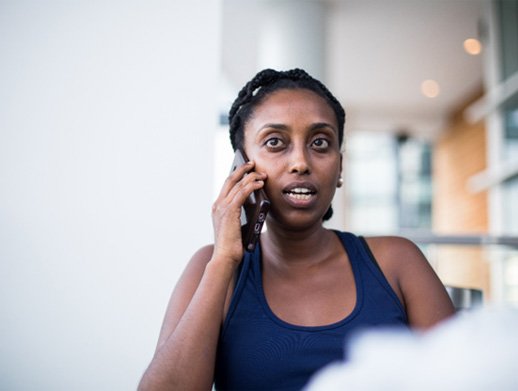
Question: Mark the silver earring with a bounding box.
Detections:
[337,177,344,188]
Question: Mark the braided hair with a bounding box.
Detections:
[229,68,345,151]
[228,68,346,221]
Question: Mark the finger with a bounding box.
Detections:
[212,171,265,218]
[217,161,255,201]
[226,172,267,207]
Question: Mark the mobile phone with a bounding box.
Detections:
[230,149,270,252]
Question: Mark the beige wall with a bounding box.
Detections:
[433,92,488,233]
[432,90,491,298]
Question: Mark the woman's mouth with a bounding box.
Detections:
[284,187,315,200]
[282,183,318,207]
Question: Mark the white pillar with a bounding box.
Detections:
[258,0,327,80]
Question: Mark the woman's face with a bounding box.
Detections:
[243,88,342,230]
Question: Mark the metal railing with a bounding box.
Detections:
[394,231,518,307]
[398,231,518,248]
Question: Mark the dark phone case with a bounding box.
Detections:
[230,150,270,252]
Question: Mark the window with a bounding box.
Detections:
[345,132,432,234]
[496,0,518,234]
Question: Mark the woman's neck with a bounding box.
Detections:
[260,223,337,271]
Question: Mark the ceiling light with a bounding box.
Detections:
[421,79,440,98]
[463,38,482,55]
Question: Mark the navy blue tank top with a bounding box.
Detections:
[214,231,408,391]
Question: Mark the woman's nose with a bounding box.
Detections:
[289,148,311,175]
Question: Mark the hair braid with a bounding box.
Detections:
[229,68,345,151]
[228,69,285,123]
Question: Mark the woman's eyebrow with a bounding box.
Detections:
[309,122,337,132]
[259,123,336,132]
[259,123,289,131]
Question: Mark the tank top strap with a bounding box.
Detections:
[334,230,363,266]
[221,249,256,338]
[335,230,407,317]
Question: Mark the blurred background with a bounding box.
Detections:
[1,0,517,389]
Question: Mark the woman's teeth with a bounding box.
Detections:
[289,193,311,200]
[286,188,314,200]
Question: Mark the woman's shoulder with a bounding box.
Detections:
[361,234,455,327]
[359,235,429,289]
[361,235,424,263]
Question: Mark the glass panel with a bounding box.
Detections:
[496,0,518,234]
[346,132,432,233]
[496,0,518,80]
[398,138,432,230]
[503,176,518,234]
[346,132,398,233]
[502,102,518,162]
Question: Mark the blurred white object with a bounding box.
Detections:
[305,307,518,391]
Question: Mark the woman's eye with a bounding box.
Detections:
[265,137,284,149]
[311,138,330,149]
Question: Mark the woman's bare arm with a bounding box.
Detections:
[138,161,267,390]
[138,245,237,391]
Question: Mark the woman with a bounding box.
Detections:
[138,69,455,391]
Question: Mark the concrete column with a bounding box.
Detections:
[258,0,327,80]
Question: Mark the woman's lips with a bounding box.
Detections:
[282,183,317,207]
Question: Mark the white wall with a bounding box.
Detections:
[0,1,220,389]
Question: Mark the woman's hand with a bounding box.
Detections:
[211,160,267,265]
